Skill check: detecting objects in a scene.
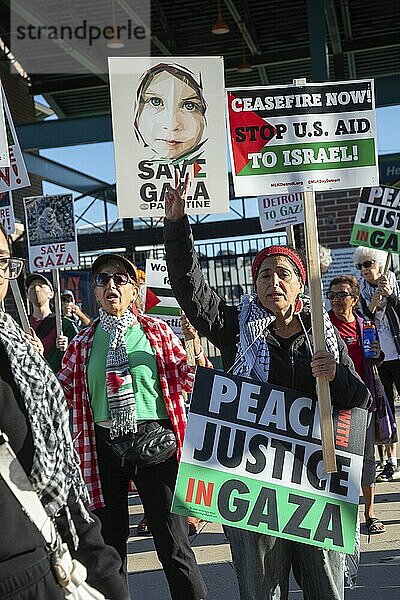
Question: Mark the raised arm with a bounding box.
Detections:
[164,170,237,352]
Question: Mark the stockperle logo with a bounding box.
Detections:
[10,0,150,75]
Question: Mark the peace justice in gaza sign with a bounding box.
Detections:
[227,79,378,196]
[172,368,367,554]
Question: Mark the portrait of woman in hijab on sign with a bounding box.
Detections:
[133,63,207,164]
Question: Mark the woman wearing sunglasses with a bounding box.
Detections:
[58,253,208,600]
[354,247,400,482]
[327,275,386,535]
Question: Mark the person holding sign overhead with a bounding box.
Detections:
[58,253,208,600]
[163,172,371,600]
[355,246,400,482]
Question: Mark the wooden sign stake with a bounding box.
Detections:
[294,77,337,473]
[52,268,63,337]
[10,280,31,334]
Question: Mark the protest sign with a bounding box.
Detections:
[227,79,378,196]
[0,84,30,192]
[60,269,97,319]
[0,191,15,235]
[24,193,78,271]
[258,192,304,232]
[109,56,229,218]
[0,86,9,168]
[145,258,181,335]
[379,153,400,189]
[350,186,400,253]
[321,247,357,294]
[173,368,367,554]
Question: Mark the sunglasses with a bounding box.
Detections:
[326,291,354,300]
[94,272,132,287]
[355,260,375,270]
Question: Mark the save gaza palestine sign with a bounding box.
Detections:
[350,185,400,253]
[172,368,367,554]
[227,79,378,196]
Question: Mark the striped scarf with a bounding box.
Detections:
[0,310,91,547]
[233,294,339,380]
[99,308,138,439]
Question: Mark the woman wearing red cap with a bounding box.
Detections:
[163,174,370,600]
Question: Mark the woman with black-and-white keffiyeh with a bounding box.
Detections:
[0,225,130,600]
[163,173,371,600]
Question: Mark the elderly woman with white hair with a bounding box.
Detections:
[355,246,400,481]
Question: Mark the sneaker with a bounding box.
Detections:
[376,463,400,482]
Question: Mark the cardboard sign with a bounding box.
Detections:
[0,86,9,167]
[172,368,367,554]
[109,56,229,218]
[321,247,358,294]
[379,153,400,189]
[227,80,378,196]
[258,192,304,232]
[0,84,30,192]
[145,258,181,335]
[350,186,400,253]
[24,193,78,271]
[0,191,15,235]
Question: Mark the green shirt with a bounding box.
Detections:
[87,323,167,423]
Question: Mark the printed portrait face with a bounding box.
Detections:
[134,65,207,161]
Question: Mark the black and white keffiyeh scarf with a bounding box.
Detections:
[99,308,138,439]
[233,294,339,380]
[0,310,91,547]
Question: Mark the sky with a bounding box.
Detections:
[40,104,400,235]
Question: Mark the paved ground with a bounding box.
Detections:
[127,410,400,600]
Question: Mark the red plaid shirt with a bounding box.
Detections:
[58,314,210,509]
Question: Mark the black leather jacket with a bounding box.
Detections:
[164,216,371,410]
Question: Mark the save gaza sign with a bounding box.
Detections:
[350,185,400,253]
[227,79,378,196]
[172,368,367,554]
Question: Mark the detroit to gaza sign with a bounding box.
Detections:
[172,368,367,554]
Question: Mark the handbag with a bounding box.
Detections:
[107,419,177,468]
[0,431,106,600]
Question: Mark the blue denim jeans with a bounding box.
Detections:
[225,527,344,600]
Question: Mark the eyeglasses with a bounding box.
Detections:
[94,272,132,287]
[61,295,73,302]
[355,260,375,270]
[0,257,24,280]
[326,291,354,300]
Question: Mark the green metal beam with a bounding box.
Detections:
[306,0,329,82]
[23,151,116,201]
[17,115,113,150]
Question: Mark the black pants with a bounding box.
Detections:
[378,359,400,443]
[0,548,64,600]
[93,424,206,600]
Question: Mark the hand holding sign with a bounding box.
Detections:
[311,350,337,382]
[165,169,190,222]
[56,334,69,352]
[377,274,393,297]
